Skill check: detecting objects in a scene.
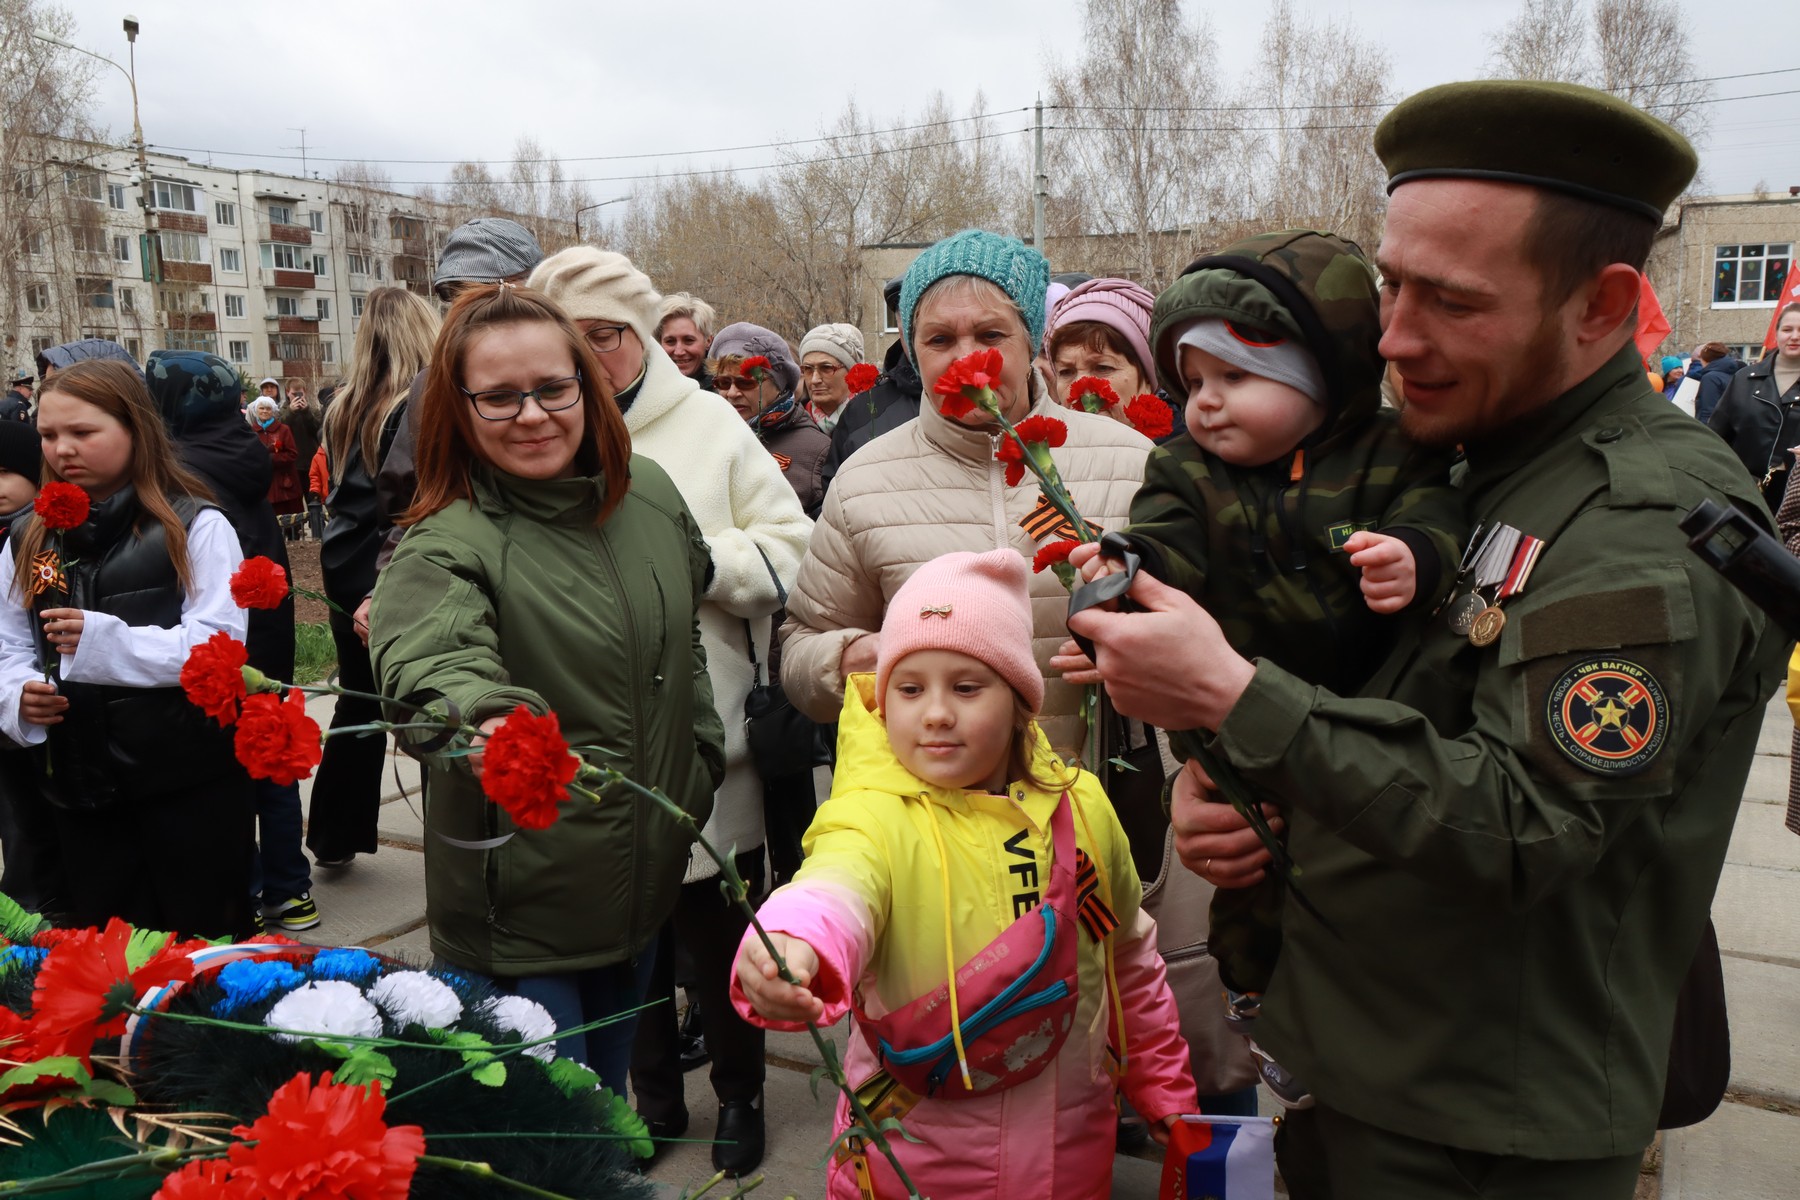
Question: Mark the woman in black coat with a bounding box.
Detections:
[1709,303,1800,508]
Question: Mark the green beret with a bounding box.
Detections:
[1375,80,1697,221]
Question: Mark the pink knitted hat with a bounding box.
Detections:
[1043,277,1156,377]
[876,550,1044,712]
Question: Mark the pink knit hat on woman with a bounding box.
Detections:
[876,550,1044,712]
[1043,277,1156,376]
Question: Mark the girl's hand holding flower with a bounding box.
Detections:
[40,607,83,655]
[19,679,67,725]
[736,932,825,1025]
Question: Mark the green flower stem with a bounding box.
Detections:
[974,390,1096,543]
[416,1156,580,1199]
[0,1145,223,1196]
[383,1000,658,1108]
[121,1004,615,1059]
[573,773,928,1200]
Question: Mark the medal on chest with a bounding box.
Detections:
[1439,522,1545,647]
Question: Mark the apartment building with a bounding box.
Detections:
[1649,191,1800,361]
[9,141,463,385]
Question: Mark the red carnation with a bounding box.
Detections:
[230,556,290,610]
[1125,394,1174,440]
[1032,539,1080,574]
[1069,377,1121,413]
[181,632,250,725]
[937,391,978,420]
[994,437,1027,487]
[33,482,90,531]
[1013,415,1068,448]
[226,1072,424,1200]
[31,919,193,1065]
[154,1159,247,1200]
[845,363,880,395]
[234,690,323,786]
[481,705,579,831]
[933,348,1005,402]
[741,355,772,383]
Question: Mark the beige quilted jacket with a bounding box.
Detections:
[780,391,1152,758]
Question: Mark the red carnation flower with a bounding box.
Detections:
[1032,539,1080,574]
[181,632,250,725]
[1013,415,1068,448]
[994,437,1027,487]
[741,355,772,383]
[33,482,90,531]
[226,1072,424,1200]
[234,690,323,786]
[230,556,290,610]
[1125,394,1174,440]
[937,391,978,420]
[481,705,579,831]
[154,1159,247,1200]
[845,363,880,395]
[31,919,193,1065]
[1069,377,1121,413]
[932,348,1005,402]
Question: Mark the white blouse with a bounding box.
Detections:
[0,506,247,747]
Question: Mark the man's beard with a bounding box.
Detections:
[1397,313,1569,449]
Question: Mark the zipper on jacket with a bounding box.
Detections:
[593,529,647,950]
[986,434,1008,548]
[1279,455,1344,646]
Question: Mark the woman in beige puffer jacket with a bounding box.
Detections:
[780,231,1150,759]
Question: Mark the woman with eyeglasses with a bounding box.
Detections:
[528,248,810,1174]
[710,324,831,517]
[796,323,866,435]
[371,283,726,1093]
[311,287,441,871]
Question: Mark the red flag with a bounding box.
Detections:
[1634,274,1672,366]
[1765,260,1800,351]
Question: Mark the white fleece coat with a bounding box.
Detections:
[624,345,813,882]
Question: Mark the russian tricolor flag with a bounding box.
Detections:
[1159,1115,1277,1200]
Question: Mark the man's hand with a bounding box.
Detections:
[839,632,880,680]
[1170,759,1284,888]
[735,931,825,1024]
[1065,568,1254,730]
[1344,531,1416,614]
[19,680,66,726]
[353,596,373,647]
[466,714,507,779]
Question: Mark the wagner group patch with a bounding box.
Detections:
[1544,657,1669,776]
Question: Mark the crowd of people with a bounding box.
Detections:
[0,76,1791,1199]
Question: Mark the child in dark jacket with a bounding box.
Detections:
[1095,229,1466,1104]
[0,422,53,912]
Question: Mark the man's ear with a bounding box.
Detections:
[1572,264,1644,348]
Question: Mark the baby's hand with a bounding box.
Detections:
[1344,531,1415,614]
[735,931,826,1024]
[1071,539,1126,585]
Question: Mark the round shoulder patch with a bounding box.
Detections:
[1544,657,1669,776]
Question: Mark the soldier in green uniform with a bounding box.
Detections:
[1068,79,1791,1199]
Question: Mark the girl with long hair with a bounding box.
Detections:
[0,360,252,937]
[370,284,724,1092]
[307,287,440,867]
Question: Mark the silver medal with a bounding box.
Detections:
[1447,591,1486,635]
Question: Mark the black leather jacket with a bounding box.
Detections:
[1708,352,1800,506]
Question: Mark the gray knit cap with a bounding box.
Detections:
[1175,319,1327,405]
[799,323,865,370]
[710,323,801,394]
[433,218,544,292]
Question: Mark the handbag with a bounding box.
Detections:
[743,620,830,779]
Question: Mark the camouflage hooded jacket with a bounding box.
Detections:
[1123,229,1465,696]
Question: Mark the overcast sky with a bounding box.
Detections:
[57,0,1800,206]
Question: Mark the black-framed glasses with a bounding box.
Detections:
[580,323,630,354]
[460,371,584,421]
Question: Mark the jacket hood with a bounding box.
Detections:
[831,672,1075,805]
[37,338,144,381]
[147,351,244,438]
[1149,229,1383,448]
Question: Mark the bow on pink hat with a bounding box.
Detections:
[876,550,1044,712]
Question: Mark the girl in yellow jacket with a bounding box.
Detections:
[732,549,1195,1199]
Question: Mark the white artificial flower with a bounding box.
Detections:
[479,994,559,1061]
[263,980,384,1044]
[367,971,463,1030]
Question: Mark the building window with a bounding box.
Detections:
[28,336,54,357]
[228,339,251,364]
[274,295,300,317]
[72,225,107,255]
[157,231,204,263]
[77,277,114,308]
[215,201,237,226]
[20,230,44,256]
[308,211,325,233]
[316,298,331,321]
[119,286,135,313]
[166,331,217,353]
[219,246,242,273]
[312,254,329,278]
[24,283,48,313]
[63,169,103,201]
[344,206,369,236]
[108,182,126,209]
[260,242,302,271]
[1713,244,1793,306]
[123,336,141,359]
[320,339,335,364]
[267,203,293,226]
[158,288,210,314]
[351,294,366,318]
[347,253,369,276]
[152,180,199,212]
[390,215,426,240]
[224,293,245,318]
[113,235,132,262]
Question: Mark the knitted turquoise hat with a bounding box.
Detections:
[900,230,1050,361]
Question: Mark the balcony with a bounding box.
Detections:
[160,262,213,285]
[270,269,315,290]
[155,212,208,236]
[261,220,313,246]
[167,312,218,333]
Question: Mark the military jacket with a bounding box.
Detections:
[1216,344,1787,1158]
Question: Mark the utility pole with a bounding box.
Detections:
[122,18,159,355]
[1032,97,1047,254]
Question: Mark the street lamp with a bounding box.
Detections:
[575,197,629,244]
[32,16,160,352]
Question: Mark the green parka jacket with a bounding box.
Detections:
[1126,230,1464,695]
[370,459,726,977]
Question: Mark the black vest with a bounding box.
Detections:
[27,487,237,808]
